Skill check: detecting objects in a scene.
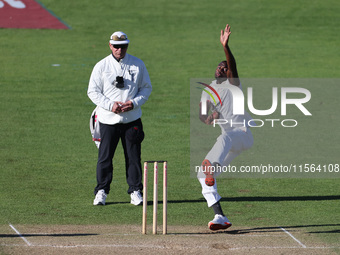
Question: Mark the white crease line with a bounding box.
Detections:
[0,243,209,250]
[8,224,31,246]
[169,234,284,237]
[33,244,168,249]
[1,243,339,250]
[230,246,339,250]
[279,227,306,248]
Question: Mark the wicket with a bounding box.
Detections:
[142,161,167,235]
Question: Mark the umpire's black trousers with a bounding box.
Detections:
[94,118,144,195]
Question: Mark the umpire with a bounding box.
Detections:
[87,31,152,206]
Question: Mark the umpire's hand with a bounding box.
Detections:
[112,101,134,114]
[112,102,123,114]
[120,101,134,112]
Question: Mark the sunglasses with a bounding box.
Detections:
[112,44,128,49]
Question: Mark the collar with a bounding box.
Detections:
[111,53,120,62]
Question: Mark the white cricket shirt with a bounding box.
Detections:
[201,79,253,132]
[87,53,152,124]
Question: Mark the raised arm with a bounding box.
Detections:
[220,24,239,86]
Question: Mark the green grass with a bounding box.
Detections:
[0,0,339,249]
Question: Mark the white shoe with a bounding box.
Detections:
[93,189,107,205]
[208,214,232,231]
[130,190,143,206]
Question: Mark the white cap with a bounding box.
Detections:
[109,31,129,45]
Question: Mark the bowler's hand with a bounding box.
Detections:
[112,101,123,114]
[120,101,134,112]
[220,24,231,47]
[205,111,219,125]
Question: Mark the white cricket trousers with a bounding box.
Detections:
[198,127,253,207]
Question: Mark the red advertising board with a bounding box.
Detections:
[0,0,69,29]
